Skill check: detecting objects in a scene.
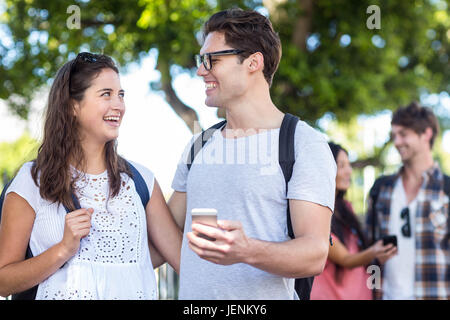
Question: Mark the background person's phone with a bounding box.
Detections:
[191,208,218,241]
[382,235,398,248]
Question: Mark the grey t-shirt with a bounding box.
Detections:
[171,120,336,300]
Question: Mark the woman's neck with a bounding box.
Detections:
[76,139,107,175]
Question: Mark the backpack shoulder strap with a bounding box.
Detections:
[444,174,450,197]
[279,114,317,301]
[187,120,227,171]
[368,174,396,244]
[443,175,450,245]
[126,161,150,210]
[0,178,15,221]
[278,113,299,239]
[368,174,396,201]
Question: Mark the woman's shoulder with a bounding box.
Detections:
[12,161,37,184]
[125,160,154,178]
[4,161,40,212]
[123,159,155,194]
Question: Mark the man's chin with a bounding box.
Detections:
[204,99,219,108]
[400,155,412,164]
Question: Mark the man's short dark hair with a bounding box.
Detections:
[203,8,282,87]
[391,101,440,148]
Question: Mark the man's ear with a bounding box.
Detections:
[422,127,433,145]
[246,52,264,73]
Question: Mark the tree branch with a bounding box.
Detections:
[351,139,391,170]
[156,57,200,133]
[292,0,313,51]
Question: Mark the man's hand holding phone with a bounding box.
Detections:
[188,208,251,265]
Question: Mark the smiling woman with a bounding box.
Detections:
[0,53,182,300]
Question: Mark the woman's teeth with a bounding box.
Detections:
[205,82,217,89]
[103,116,120,121]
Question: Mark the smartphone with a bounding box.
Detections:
[191,208,218,241]
[382,235,398,248]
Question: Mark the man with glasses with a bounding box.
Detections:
[366,101,450,300]
[168,8,336,299]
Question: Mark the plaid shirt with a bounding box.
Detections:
[366,163,450,300]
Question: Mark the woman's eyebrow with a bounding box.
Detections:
[96,88,125,93]
[97,88,113,92]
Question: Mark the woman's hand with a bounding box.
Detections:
[59,208,93,259]
[370,240,397,264]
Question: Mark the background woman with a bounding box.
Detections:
[310,142,397,300]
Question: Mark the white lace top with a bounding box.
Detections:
[6,161,158,300]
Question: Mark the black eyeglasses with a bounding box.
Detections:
[195,49,245,71]
[400,207,411,237]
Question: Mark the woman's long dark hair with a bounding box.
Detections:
[31,53,131,211]
[328,142,368,283]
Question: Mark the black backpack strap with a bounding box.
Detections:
[187,120,227,171]
[444,174,450,203]
[442,175,450,244]
[278,113,315,301]
[368,174,396,244]
[278,113,299,239]
[0,179,15,219]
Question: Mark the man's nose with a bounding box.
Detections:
[196,63,208,77]
[393,135,402,147]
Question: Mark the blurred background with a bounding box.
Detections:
[0,0,449,299]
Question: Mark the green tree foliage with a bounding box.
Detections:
[271,0,449,126]
[0,0,448,130]
[0,0,251,130]
[0,131,39,190]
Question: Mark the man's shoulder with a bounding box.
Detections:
[293,119,328,145]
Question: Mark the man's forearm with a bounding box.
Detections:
[244,236,329,278]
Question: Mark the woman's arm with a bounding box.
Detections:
[148,241,165,269]
[328,236,396,269]
[0,192,90,297]
[145,180,182,274]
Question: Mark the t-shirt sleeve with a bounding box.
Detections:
[5,162,40,213]
[128,161,155,198]
[171,134,200,193]
[287,123,337,212]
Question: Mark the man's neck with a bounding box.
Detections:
[401,152,434,202]
[402,153,434,181]
[222,86,284,134]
